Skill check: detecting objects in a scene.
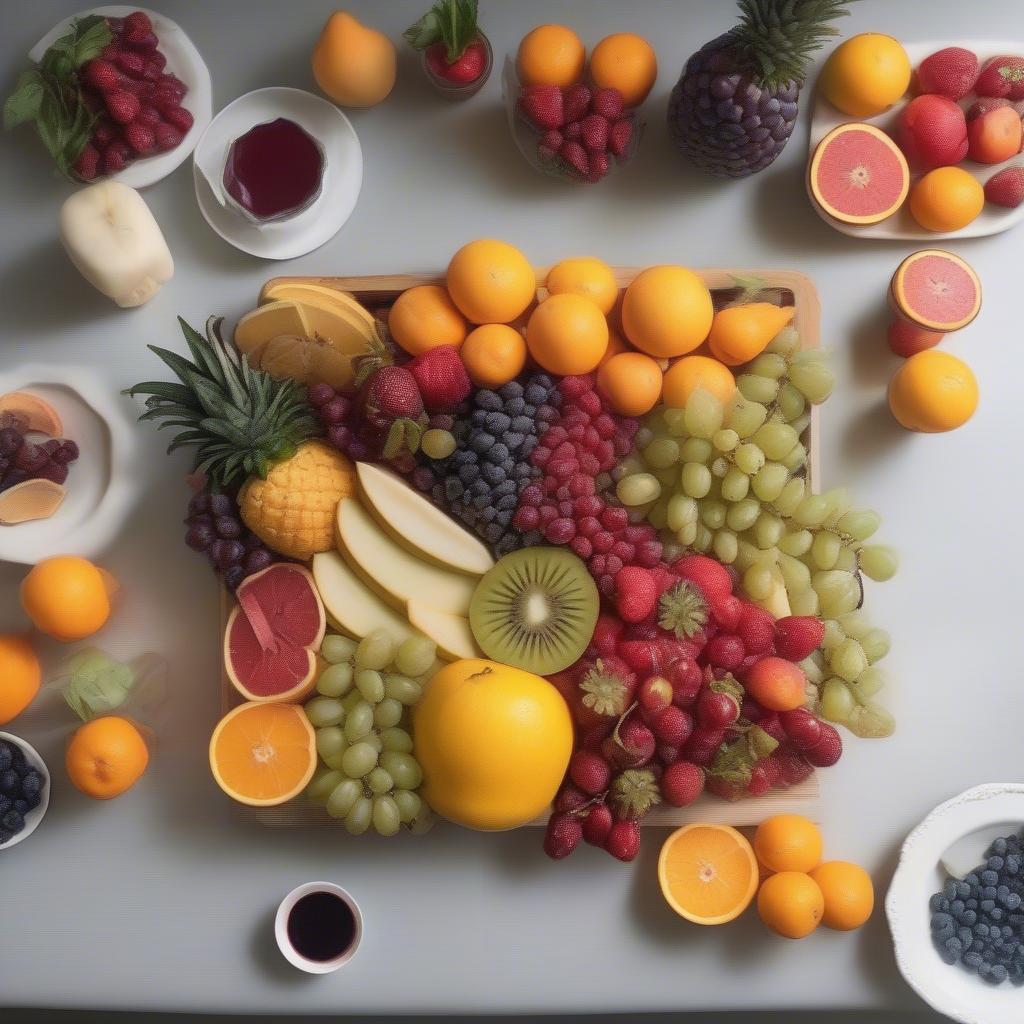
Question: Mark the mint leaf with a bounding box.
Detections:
[403,10,442,50]
[72,16,112,66]
[403,0,477,60]
[3,71,44,129]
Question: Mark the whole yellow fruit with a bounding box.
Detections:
[622,266,713,358]
[20,555,112,642]
[909,167,984,233]
[888,349,978,432]
[757,871,825,939]
[312,11,396,108]
[545,257,619,315]
[413,659,573,830]
[810,861,875,931]
[820,34,911,118]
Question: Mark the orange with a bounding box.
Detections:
[888,349,978,432]
[707,303,796,366]
[311,11,396,107]
[209,701,316,807]
[0,634,41,725]
[526,293,609,375]
[461,324,527,387]
[66,716,149,800]
[819,34,911,118]
[810,861,875,931]
[622,266,713,358]
[545,257,619,315]
[597,352,662,416]
[754,814,823,874]
[757,871,825,938]
[446,239,536,325]
[589,32,658,108]
[662,355,735,407]
[909,167,984,233]
[21,555,112,642]
[599,329,632,367]
[388,285,467,356]
[657,824,760,924]
[516,24,586,88]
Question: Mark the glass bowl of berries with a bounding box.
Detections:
[404,0,493,101]
[0,733,50,851]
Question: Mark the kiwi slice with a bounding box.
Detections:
[469,547,599,675]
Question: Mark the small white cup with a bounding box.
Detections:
[274,881,362,974]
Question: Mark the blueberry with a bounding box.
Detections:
[982,870,999,886]
[12,799,27,814]
[0,770,18,795]
[982,899,996,913]
[470,480,488,497]
[994,838,1009,857]
[444,478,464,501]
[482,523,502,544]
[510,415,533,433]
[481,464,506,486]
[951,899,965,917]
[963,909,978,926]
[484,412,510,434]
[496,494,517,511]
[524,384,548,405]
[990,964,1009,984]
[499,380,523,400]
[964,950,983,970]
[1,809,24,833]
[939,897,951,912]
[504,397,526,416]
[503,432,526,452]
[1007,893,1021,911]
[471,433,495,453]
[476,390,502,411]
[479,507,496,524]
[957,881,972,899]
[930,893,945,912]
[965,873,980,887]
[984,885,998,899]
[945,936,962,953]
[494,479,516,496]
[966,899,978,910]
[513,463,534,481]
[976,923,990,938]
[1007,855,1021,875]
[991,908,1004,922]
[20,771,41,799]
[9,745,26,772]
[944,879,959,900]
[486,443,509,464]
[990,856,1006,872]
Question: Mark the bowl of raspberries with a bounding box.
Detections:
[0,733,50,851]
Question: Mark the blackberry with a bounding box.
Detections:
[0,742,10,773]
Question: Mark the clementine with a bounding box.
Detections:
[446,239,536,324]
[662,355,736,407]
[589,32,658,107]
[0,634,41,725]
[597,352,662,416]
[388,285,467,355]
[516,24,586,88]
[66,716,149,800]
[888,349,978,432]
[622,266,713,358]
[757,870,825,938]
[526,293,609,375]
[754,814,823,874]
[460,324,527,387]
[810,860,875,930]
[909,167,984,232]
[545,257,619,315]
[21,555,112,642]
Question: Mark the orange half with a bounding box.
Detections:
[658,823,759,925]
[209,701,316,807]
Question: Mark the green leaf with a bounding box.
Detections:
[3,72,44,129]
[71,16,113,67]
[403,0,477,61]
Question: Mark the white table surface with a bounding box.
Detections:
[0,0,1017,1014]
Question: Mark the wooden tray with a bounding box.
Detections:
[221,267,822,828]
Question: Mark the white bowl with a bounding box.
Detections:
[807,39,1024,240]
[0,732,50,851]
[0,365,140,565]
[29,5,212,189]
[886,783,1024,1024]
[274,881,363,975]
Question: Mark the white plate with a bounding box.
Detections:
[808,40,1024,240]
[29,5,212,189]
[0,366,140,565]
[886,783,1024,1024]
[0,732,50,851]
[192,87,362,261]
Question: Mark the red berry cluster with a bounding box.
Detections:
[543,555,839,862]
[512,374,661,596]
[73,12,193,180]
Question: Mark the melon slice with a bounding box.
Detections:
[0,478,66,523]
[0,391,63,436]
[890,249,982,332]
[407,600,481,661]
[224,564,326,703]
[260,281,378,334]
[809,124,910,225]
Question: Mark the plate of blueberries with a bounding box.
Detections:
[0,733,49,850]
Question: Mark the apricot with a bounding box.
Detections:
[743,656,807,712]
[312,11,396,108]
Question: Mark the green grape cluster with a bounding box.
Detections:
[613,325,897,738]
[303,629,437,836]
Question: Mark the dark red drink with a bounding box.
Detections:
[285,890,357,963]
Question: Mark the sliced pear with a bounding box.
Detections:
[336,498,475,616]
[261,281,377,333]
[407,600,481,661]
[234,300,310,354]
[356,463,494,577]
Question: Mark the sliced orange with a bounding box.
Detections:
[658,823,759,925]
[209,702,316,807]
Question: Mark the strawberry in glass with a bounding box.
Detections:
[404,0,492,100]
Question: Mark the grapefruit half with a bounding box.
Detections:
[890,249,981,332]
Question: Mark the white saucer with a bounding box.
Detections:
[192,87,363,261]
[30,6,212,190]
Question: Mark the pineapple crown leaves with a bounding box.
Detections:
[124,316,318,487]
[579,659,631,718]
[734,0,853,88]
[403,0,478,62]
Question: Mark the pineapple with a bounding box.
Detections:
[127,316,353,561]
[667,0,850,178]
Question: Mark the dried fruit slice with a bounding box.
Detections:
[224,563,326,702]
[209,701,316,806]
[0,391,63,436]
[890,249,981,332]
[0,479,66,523]
[808,124,910,225]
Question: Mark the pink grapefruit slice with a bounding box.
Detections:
[890,249,982,333]
[809,123,910,225]
[224,563,326,703]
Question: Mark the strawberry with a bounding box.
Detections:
[100,42,121,61]
[602,715,655,769]
[637,674,673,715]
[917,47,979,100]
[537,128,563,160]
[407,345,471,411]
[591,612,623,656]
[359,365,424,431]
[81,58,120,93]
[116,49,148,79]
[519,84,564,129]
[579,718,614,752]
[562,83,591,122]
[774,615,824,662]
[125,29,159,51]
[976,55,1024,100]
[568,750,611,796]
[614,565,658,623]
[604,818,640,861]
[562,120,581,141]
[154,121,184,152]
[103,140,130,173]
[673,554,733,602]
[775,745,813,785]
[591,87,624,119]
[660,760,704,806]
[162,105,194,134]
[135,104,161,128]
[804,721,842,767]
[650,705,692,747]
[553,783,588,813]
[587,150,609,182]
[710,593,742,631]
[543,812,582,859]
[681,725,726,766]
[122,11,153,36]
[617,638,661,676]
[123,121,155,153]
[105,89,140,124]
[145,51,168,76]
[758,712,787,745]
[747,756,781,796]
[985,166,1024,208]
[426,39,487,84]
[668,658,703,707]
[696,687,740,729]
[778,708,822,750]
[558,139,589,178]
[704,633,745,671]
[72,143,100,181]
[706,774,746,801]
[580,802,613,846]
[579,113,609,152]
[735,603,775,656]
[91,119,118,149]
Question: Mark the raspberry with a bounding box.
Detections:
[660,761,704,806]
[804,721,843,767]
[673,554,733,602]
[580,802,613,846]
[779,708,822,751]
[568,750,611,796]
[570,536,593,560]
[704,633,745,671]
[543,812,582,859]
[513,506,539,530]
[592,530,614,553]
[544,517,576,544]
[605,818,640,861]
[774,616,824,661]
[600,505,628,531]
[736,603,776,657]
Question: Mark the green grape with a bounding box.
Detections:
[849,666,885,701]
[860,629,891,663]
[774,477,806,516]
[680,437,713,463]
[834,546,857,572]
[677,521,698,546]
[409,808,436,835]
[726,498,761,532]
[643,437,680,468]
[614,454,645,479]
[713,428,739,452]
[709,456,727,479]
[307,767,344,805]
[754,511,784,548]
[421,428,456,460]
[373,697,404,728]
[327,778,363,819]
[733,539,762,571]
[847,702,895,739]
[395,636,437,678]
[737,373,779,404]
[647,497,669,530]
[305,696,345,728]
[693,522,713,552]
[372,795,402,837]
[789,354,835,403]
[800,652,825,686]
[663,407,688,436]
[317,661,354,697]
[322,750,347,771]
[779,528,813,557]
[753,422,798,461]
[837,509,880,542]
[341,741,378,779]
[781,442,807,472]
[727,397,768,438]
[366,767,394,795]
[617,472,661,506]
[363,731,383,754]
[393,790,422,824]
[684,390,724,438]
[343,700,374,741]
[793,494,830,527]
[721,466,750,502]
[860,544,899,582]
[778,383,806,422]
[666,494,698,532]
[821,487,852,521]
[820,677,855,723]
[813,569,860,617]
[355,669,385,704]
[700,498,726,530]
[836,610,871,639]
[744,564,774,601]
[748,352,788,380]
[766,325,799,357]
[790,411,811,436]
[344,796,373,835]
[384,674,423,706]
[321,634,357,665]
[681,462,712,499]
[340,690,363,717]
[713,529,738,564]
[821,619,845,651]
[789,587,820,616]
[381,751,423,790]
[751,462,788,501]
[831,638,868,682]
[778,551,811,593]
[316,726,347,762]
[734,441,765,476]
[811,530,842,570]
[356,629,397,671]
[380,726,413,753]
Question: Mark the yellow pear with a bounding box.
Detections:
[312,11,396,108]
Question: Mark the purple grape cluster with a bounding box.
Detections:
[0,425,79,491]
[308,383,382,463]
[184,490,277,591]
